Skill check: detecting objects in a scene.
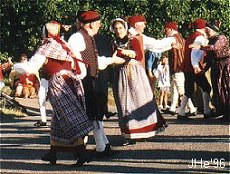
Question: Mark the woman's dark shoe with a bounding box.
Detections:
[34,120,47,127]
[105,112,117,119]
[74,152,92,167]
[105,143,111,151]
[75,157,91,167]
[177,115,191,121]
[73,152,80,160]
[95,148,119,159]
[123,139,136,146]
[41,151,57,165]
[185,111,197,116]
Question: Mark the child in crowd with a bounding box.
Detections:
[155,55,171,110]
[15,54,39,98]
[16,73,39,98]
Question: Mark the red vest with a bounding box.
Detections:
[43,59,72,79]
[168,33,185,74]
[183,31,203,73]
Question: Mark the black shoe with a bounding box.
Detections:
[177,115,191,121]
[216,116,229,123]
[73,152,80,160]
[204,110,219,119]
[105,143,111,151]
[186,111,197,116]
[75,157,91,167]
[105,112,117,119]
[41,151,57,165]
[167,110,177,116]
[123,139,136,146]
[95,149,119,159]
[74,153,92,167]
[164,109,177,115]
[34,120,47,127]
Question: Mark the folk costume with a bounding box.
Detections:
[202,22,230,121]
[164,22,197,115]
[68,10,117,158]
[127,15,176,97]
[111,18,167,143]
[178,18,212,119]
[14,21,94,167]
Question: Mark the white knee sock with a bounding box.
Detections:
[92,121,106,152]
[40,106,47,122]
[38,78,48,123]
[187,98,197,113]
[99,121,109,145]
[178,95,188,116]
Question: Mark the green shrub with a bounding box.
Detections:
[1,0,229,59]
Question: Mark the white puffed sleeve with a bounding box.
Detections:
[68,33,87,79]
[13,54,46,74]
[191,35,208,68]
[143,35,175,53]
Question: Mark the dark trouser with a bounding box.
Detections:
[82,69,109,121]
[184,72,211,98]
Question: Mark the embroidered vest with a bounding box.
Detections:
[168,33,185,74]
[79,29,98,77]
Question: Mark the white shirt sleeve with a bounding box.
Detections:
[13,54,46,74]
[68,32,87,79]
[98,56,114,70]
[143,34,176,53]
[191,35,208,68]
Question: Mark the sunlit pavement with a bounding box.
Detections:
[0,98,229,174]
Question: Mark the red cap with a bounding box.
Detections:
[128,15,146,27]
[193,18,206,29]
[78,10,100,24]
[164,22,178,31]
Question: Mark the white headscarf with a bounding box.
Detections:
[110,18,128,33]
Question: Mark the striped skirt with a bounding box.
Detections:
[113,61,166,139]
[48,72,94,144]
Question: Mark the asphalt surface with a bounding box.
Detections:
[0,98,229,174]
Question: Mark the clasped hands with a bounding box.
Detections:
[111,48,136,64]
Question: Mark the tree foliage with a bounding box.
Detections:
[1,0,229,62]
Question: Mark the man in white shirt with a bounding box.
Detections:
[68,10,118,158]
[127,15,178,93]
[163,22,197,116]
[178,18,212,119]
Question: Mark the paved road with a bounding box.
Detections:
[0,98,229,174]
